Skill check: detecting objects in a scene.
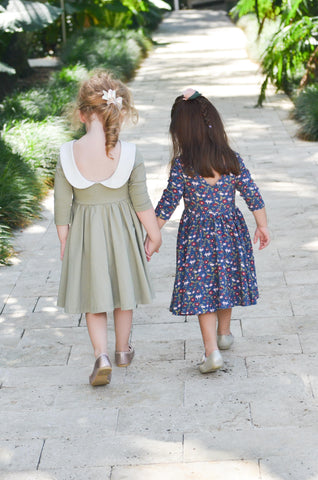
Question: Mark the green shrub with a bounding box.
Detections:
[50,64,89,86]
[0,137,43,231]
[2,117,73,186]
[60,28,152,81]
[0,65,87,128]
[293,85,318,141]
[0,224,13,265]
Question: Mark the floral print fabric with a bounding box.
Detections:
[155,155,265,315]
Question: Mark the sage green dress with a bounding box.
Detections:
[54,140,154,314]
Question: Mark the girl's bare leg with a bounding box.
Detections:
[217,308,232,335]
[86,312,108,358]
[114,308,133,352]
[198,312,218,357]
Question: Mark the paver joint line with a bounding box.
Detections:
[0,8,317,480]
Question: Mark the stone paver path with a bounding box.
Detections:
[1,9,318,480]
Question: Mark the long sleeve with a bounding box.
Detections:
[155,158,185,220]
[128,148,153,212]
[54,156,73,225]
[235,155,265,211]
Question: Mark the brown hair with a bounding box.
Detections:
[170,94,240,177]
[76,70,138,157]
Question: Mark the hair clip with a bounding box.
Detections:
[183,88,202,101]
[101,89,123,109]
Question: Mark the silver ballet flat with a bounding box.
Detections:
[217,333,234,350]
[199,350,224,374]
[89,353,112,386]
[115,344,135,367]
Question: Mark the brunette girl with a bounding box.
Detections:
[147,88,270,373]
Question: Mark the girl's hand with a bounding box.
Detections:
[60,241,67,260]
[253,226,270,250]
[144,234,161,262]
[56,225,69,260]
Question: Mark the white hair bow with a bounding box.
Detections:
[101,89,123,109]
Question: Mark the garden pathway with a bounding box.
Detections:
[1,8,318,480]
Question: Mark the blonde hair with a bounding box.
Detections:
[76,70,138,157]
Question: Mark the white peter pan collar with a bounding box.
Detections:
[59,140,136,189]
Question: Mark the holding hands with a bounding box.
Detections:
[144,234,161,262]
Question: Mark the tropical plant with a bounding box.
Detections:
[231,0,318,106]
[27,0,169,60]
[231,0,283,35]
[0,0,61,71]
[258,15,318,105]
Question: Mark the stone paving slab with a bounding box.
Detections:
[0,440,44,472]
[39,434,183,469]
[0,407,119,440]
[260,455,318,480]
[0,7,318,480]
[184,426,318,462]
[111,460,261,480]
[0,472,58,480]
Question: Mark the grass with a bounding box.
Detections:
[2,117,73,187]
[0,137,43,253]
[60,28,152,81]
[0,65,88,129]
[293,85,318,141]
[0,224,13,265]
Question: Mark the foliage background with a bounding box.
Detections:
[0,0,170,264]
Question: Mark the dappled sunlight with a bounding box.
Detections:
[0,468,56,480]
[0,446,14,464]
[303,239,318,251]
[0,8,317,480]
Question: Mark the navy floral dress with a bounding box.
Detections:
[155,155,265,315]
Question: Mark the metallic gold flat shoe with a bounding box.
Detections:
[217,333,234,350]
[199,350,224,374]
[89,353,112,386]
[115,345,135,367]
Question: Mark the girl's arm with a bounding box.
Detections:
[56,225,69,260]
[157,217,167,230]
[144,217,166,261]
[235,155,270,250]
[137,208,162,261]
[154,159,185,222]
[252,207,270,250]
[54,156,73,260]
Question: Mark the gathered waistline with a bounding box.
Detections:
[185,205,238,216]
[73,198,130,206]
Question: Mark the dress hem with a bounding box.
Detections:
[57,298,153,315]
[169,298,258,316]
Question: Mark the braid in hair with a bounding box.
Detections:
[169,93,240,177]
[197,96,214,143]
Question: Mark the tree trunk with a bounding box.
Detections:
[300,46,318,89]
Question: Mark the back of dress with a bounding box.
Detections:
[54,140,154,314]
